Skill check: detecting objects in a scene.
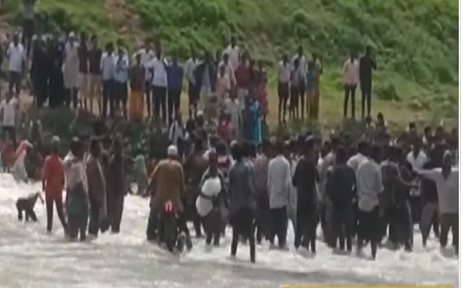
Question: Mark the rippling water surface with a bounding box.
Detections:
[0,174,458,288]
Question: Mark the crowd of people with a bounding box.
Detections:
[2,110,458,263]
[0,3,382,149]
[0,0,459,265]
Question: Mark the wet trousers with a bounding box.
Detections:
[68,211,88,241]
[440,213,458,253]
[380,202,413,248]
[357,206,379,258]
[420,202,440,245]
[230,207,255,262]
[294,204,317,252]
[331,203,354,251]
[254,194,270,243]
[270,207,288,248]
[88,202,103,237]
[106,194,124,233]
[203,207,222,246]
[46,195,67,233]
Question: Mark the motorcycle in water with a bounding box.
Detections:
[158,201,186,253]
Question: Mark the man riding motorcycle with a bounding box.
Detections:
[146,145,192,251]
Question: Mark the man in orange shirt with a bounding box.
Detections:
[42,136,67,234]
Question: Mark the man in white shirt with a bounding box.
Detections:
[168,112,184,146]
[347,141,369,174]
[406,142,428,227]
[7,34,25,97]
[267,142,291,249]
[223,36,240,71]
[356,145,383,260]
[137,41,154,119]
[63,138,89,242]
[277,54,291,124]
[406,143,427,197]
[0,91,19,146]
[149,49,168,124]
[219,53,236,87]
[407,145,427,171]
[63,32,80,108]
[185,49,198,117]
[342,51,359,119]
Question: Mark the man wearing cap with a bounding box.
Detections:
[146,145,185,240]
[42,136,67,234]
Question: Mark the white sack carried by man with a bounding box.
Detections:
[196,176,222,217]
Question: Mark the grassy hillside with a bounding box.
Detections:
[3,0,459,130]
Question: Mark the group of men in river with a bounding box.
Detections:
[1,110,458,262]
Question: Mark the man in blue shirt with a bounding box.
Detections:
[166,53,184,123]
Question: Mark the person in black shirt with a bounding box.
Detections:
[30,37,49,107]
[47,36,65,108]
[78,31,89,111]
[327,146,356,252]
[359,46,376,119]
[396,148,416,251]
[292,136,318,253]
[88,34,102,115]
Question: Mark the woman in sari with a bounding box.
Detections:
[129,53,145,122]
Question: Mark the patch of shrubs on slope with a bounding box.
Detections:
[4,0,111,38]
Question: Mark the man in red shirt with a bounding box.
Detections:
[42,136,67,234]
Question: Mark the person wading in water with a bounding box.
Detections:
[42,136,67,234]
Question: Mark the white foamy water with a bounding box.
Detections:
[0,174,458,287]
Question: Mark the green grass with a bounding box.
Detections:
[4,0,459,130]
[4,0,113,39]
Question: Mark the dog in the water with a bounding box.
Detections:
[16,192,44,222]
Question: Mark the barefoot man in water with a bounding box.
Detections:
[42,136,67,234]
